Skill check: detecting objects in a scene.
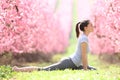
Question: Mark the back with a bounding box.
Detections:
[70,33,90,67]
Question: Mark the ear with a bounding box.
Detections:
[84,27,87,31]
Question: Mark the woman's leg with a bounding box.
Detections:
[12,57,78,72]
[38,58,78,71]
[12,66,40,72]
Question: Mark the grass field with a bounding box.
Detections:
[11,67,120,80]
[10,47,120,80]
[10,54,120,80]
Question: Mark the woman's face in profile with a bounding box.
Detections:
[86,22,94,33]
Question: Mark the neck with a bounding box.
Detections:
[83,31,89,36]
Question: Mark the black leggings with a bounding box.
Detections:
[38,58,96,71]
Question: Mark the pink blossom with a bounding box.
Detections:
[0,0,72,54]
[89,0,120,54]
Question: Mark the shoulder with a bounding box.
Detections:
[79,34,88,43]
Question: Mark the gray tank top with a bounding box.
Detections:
[70,33,90,67]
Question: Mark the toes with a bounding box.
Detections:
[12,66,19,71]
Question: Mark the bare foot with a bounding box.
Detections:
[12,66,21,72]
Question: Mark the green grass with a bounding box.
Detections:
[0,65,15,80]
[12,69,120,80]
[10,53,120,80]
[10,58,120,80]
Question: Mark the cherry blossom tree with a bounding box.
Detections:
[0,0,73,55]
[89,0,120,54]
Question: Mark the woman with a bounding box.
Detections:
[12,20,96,72]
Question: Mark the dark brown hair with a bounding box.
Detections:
[76,20,90,38]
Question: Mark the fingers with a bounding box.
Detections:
[88,66,97,70]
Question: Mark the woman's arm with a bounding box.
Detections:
[81,42,88,70]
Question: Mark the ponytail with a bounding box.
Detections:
[75,20,90,38]
[76,22,81,38]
